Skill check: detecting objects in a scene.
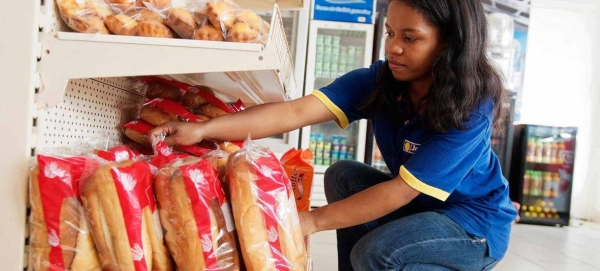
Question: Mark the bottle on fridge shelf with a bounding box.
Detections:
[556,141,566,164]
[526,137,536,162]
[550,141,559,164]
[542,172,552,197]
[535,139,544,163]
[550,172,560,198]
[522,170,531,195]
[542,141,552,164]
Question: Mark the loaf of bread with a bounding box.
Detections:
[154,157,240,271]
[165,8,197,39]
[205,0,236,33]
[192,25,224,41]
[198,103,229,118]
[29,155,102,271]
[80,160,174,271]
[105,14,138,36]
[140,106,179,126]
[137,21,174,38]
[181,85,214,108]
[123,120,155,148]
[226,142,307,271]
[145,81,183,101]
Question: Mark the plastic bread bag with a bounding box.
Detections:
[139,76,246,113]
[79,157,174,270]
[139,98,205,126]
[55,0,112,34]
[280,148,314,212]
[105,0,170,15]
[225,137,307,271]
[29,154,103,271]
[123,119,155,148]
[152,137,241,271]
[103,0,174,38]
[201,0,270,44]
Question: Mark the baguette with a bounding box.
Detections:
[226,146,307,271]
[80,160,173,271]
[154,158,240,271]
[29,156,102,271]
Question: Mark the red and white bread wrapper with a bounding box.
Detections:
[140,76,246,114]
[79,159,173,271]
[226,139,307,271]
[153,139,241,270]
[29,155,102,271]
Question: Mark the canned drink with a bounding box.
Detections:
[332,45,340,55]
[316,149,324,158]
[332,135,340,145]
[332,144,340,152]
[347,152,355,160]
[340,136,348,145]
[316,51,324,61]
[324,142,332,151]
[332,36,341,46]
[324,44,332,54]
[340,145,348,152]
[332,54,340,64]
[323,156,331,166]
[339,54,348,65]
[324,149,331,158]
[348,144,356,153]
[316,157,324,165]
[315,61,324,69]
[348,46,357,56]
[323,53,332,63]
[317,44,324,53]
[317,35,324,44]
[323,35,332,44]
[331,63,339,74]
[331,150,339,160]
[339,151,347,160]
[315,67,323,78]
[340,46,349,55]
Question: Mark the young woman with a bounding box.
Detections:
[150,0,517,270]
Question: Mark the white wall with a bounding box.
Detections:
[520,0,600,221]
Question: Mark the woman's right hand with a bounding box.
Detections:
[149,121,205,146]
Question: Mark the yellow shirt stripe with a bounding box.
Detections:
[311,90,350,129]
[400,166,450,201]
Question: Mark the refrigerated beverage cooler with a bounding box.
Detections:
[301,20,374,207]
[509,125,577,226]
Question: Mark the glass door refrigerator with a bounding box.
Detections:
[302,20,374,207]
[509,124,578,227]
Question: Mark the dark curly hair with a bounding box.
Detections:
[360,0,506,133]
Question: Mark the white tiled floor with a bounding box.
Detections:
[310,221,600,270]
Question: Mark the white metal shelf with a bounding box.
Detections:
[37,4,296,109]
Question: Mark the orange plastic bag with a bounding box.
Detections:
[280,148,314,212]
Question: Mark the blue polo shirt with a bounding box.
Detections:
[312,60,517,260]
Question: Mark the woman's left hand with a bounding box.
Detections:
[298,211,318,236]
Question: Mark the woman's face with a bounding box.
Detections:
[385,1,444,82]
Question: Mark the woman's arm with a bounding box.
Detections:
[150,95,336,145]
[300,176,420,235]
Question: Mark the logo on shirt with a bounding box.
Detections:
[403,140,420,154]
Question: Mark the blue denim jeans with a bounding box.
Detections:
[324,160,499,271]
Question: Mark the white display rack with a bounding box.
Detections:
[37,2,296,109]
